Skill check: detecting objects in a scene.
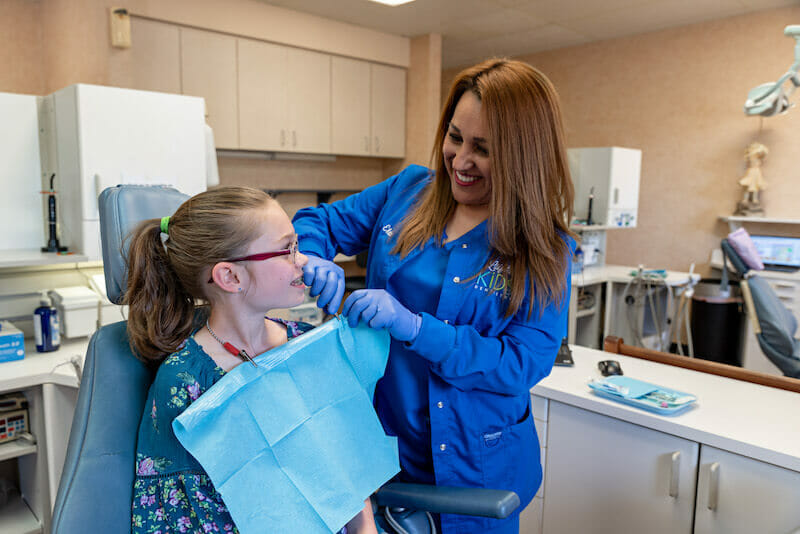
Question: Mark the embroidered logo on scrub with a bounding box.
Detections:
[473,260,511,298]
[382,224,394,238]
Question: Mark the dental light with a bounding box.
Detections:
[744,25,800,117]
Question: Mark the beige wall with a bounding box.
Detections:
[0,0,44,95]
[444,6,800,275]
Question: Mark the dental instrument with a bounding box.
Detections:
[744,25,800,117]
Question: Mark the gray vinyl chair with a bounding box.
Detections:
[721,239,800,378]
[51,184,519,534]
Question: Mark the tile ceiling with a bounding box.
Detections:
[259,0,798,68]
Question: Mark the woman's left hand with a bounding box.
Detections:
[343,289,421,342]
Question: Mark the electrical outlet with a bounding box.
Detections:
[110,7,131,48]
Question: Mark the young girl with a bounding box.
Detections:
[125,186,376,533]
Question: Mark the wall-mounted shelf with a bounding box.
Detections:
[0,440,37,462]
[719,216,800,232]
[0,249,89,269]
[571,224,633,231]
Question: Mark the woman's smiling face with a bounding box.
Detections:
[442,91,492,207]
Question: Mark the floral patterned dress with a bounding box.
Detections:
[132,319,313,534]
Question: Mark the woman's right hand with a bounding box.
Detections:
[302,255,345,314]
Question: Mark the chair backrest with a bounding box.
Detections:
[721,238,800,378]
[52,185,189,534]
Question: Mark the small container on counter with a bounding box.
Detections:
[33,291,60,353]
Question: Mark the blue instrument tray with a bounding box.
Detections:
[588,376,697,415]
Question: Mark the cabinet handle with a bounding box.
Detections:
[613,187,619,204]
[292,130,297,148]
[280,129,286,147]
[375,136,380,153]
[364,136,369,152]
[707,462,720,511]
[669,451,680,498]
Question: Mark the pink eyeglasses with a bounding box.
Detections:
[207,241,299,283]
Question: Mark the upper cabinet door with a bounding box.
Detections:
[109,18,181,95]
[285,47,331,154]
[180,28,239,149]
[371,64,406,158]
[238,38,287,151]
[331,57,371,156]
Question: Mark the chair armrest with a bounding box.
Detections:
[374,483,520,519]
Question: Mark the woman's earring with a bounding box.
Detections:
[238,287,243,292]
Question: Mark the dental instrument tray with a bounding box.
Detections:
[588,376,697,415]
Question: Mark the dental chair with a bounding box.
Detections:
[721,239,800,378]
[51,184,519,534]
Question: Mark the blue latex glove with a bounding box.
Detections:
[342,289,422,342]
[303,255,345,315]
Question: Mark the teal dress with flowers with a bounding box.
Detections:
[132,319,313,533]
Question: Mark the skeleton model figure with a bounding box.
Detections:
[735,141,768,216]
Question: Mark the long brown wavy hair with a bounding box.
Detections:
[393,58,575,318]
[124,186,274,363]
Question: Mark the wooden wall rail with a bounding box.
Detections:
[603,336,800,394]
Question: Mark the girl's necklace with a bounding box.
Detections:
[205,320,258,368]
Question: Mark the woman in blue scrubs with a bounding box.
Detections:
[293,58,575,533]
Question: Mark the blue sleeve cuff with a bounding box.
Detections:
[405,312,455,363]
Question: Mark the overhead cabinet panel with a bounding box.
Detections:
[181,28,239,149]
[285,47,331,154]
[371,64,406,158]
[238,38,287,151]
[332,57,372,156]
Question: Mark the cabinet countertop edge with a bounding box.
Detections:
[532,344,800,473]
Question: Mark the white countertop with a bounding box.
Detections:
[0,338,88,392]
[533,345,800,472]
[572,264,699,288]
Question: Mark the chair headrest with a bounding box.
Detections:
[721,239,749,276]
[98,185,190,304]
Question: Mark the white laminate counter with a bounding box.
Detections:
[0,338,88,392]
[572,264,699,288]
[533,345,800,472]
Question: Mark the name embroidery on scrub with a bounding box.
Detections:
[473,260,511,299]
[382,224,394,238]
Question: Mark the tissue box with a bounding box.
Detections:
[0,321,25,363]
[50,286,100,338]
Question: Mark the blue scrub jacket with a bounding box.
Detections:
[293,165,572,532]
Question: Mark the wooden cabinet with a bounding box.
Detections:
[238,38,331,154]
[120,21,404,156]
[694,445,800,534]
[331,57,406,158]
[527,398,800,534]
[180,28,239,149]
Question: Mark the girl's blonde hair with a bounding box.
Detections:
[124,186,274,364]
[393,58,575,318]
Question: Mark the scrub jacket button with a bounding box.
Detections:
[440,443,447,451]
[444,320,449,324]
[437,401,444,409]
[453,276,460,283]
[462,243,468,248]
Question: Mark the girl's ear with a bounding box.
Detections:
[210,262,242,293]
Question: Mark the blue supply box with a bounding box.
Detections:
[0,321,25,363]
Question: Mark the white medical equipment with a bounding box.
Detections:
[620,267,675,353]
[744,25,800,117]
[38,84,216,260]
[568,147,641,228]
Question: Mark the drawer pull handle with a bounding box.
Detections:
[707,462,720,511]
[669,451,680,498]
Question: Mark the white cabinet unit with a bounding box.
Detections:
[569,147,641,227]
[542,401,698,534]
[42,84,208,260]
[238,38,331,154]
[331,57,406,158]
[694,445,800,534]
[180,28,239,149]
[0,93,44,253]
